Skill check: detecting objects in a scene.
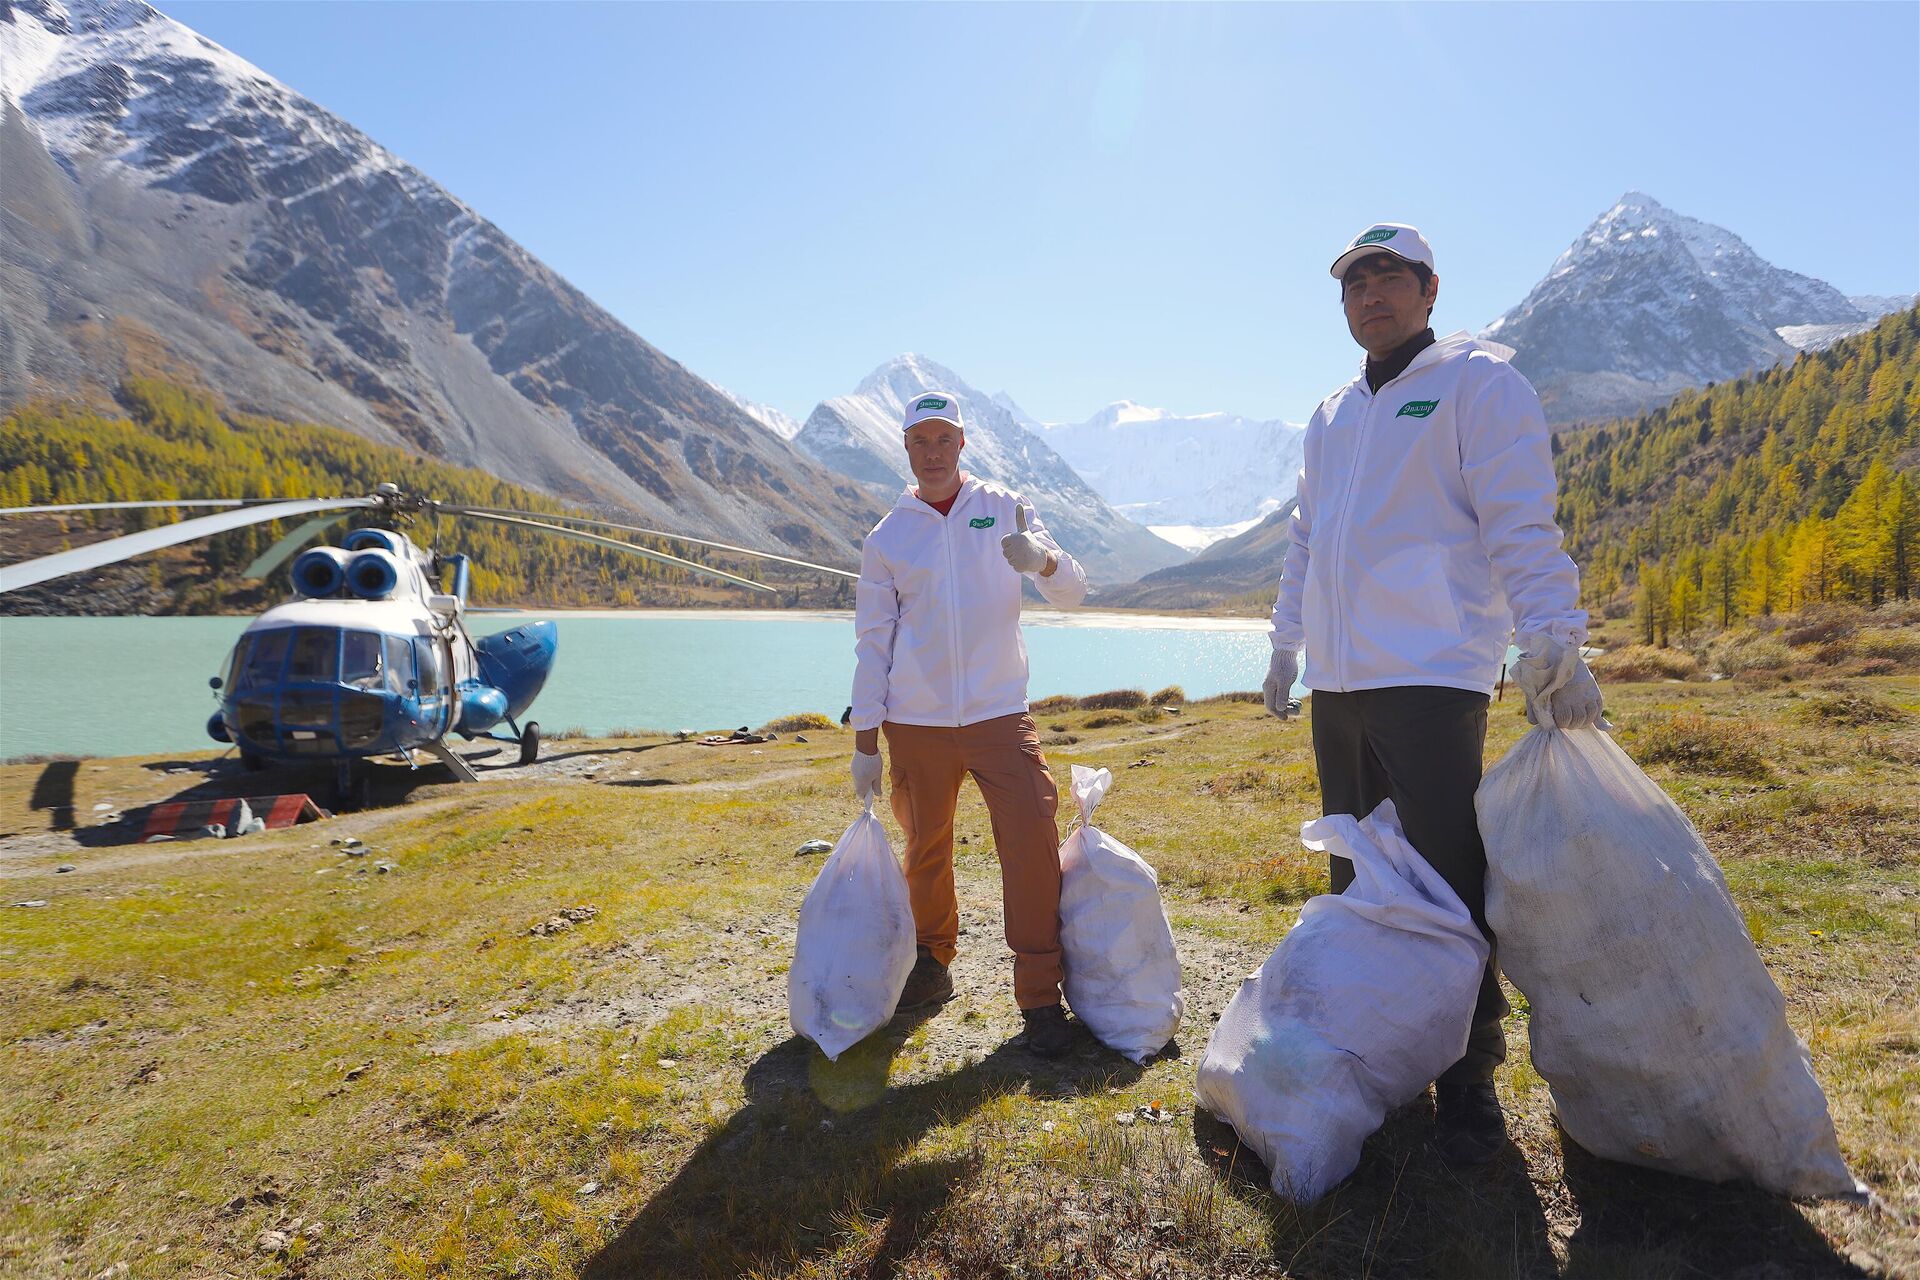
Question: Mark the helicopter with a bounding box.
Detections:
[0,484,857,809]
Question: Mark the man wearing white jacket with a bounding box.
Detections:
[851,392,1089,1057]
[1264,223,1603,1165]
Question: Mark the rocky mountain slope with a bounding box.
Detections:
[0,0,877,558]
[790,354,1187,584]
[1095,499,1296,610]
[1486,191,1913,424]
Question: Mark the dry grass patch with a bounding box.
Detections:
[1593,644,1702,682]
[1622,712,1773,779]
[1798,690,1908,727]
[1707,629,1797,676]
[1077,689,1151,711]
[1193,690,1262,705]
[1778,603,1869,647]
[1852,628,1920,668]
[762,712,838,733]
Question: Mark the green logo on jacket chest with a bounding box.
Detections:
[1396,399,1440,419]
[969,516,996,529]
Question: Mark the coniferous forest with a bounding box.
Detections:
[1555,308,1920,642]
[0,379,851,612]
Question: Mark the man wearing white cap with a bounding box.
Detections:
[1263,222,1602,1165]
[850,391,1089,1057]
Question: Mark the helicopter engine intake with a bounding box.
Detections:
[342,528,408,557]
[291,548,351,597]
[346,549,404,600]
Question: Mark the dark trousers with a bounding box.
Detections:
[1310,686,1508,1086]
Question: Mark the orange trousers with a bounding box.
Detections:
[882,713,1064,1010]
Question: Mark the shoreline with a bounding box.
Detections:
[0,608,1273,632]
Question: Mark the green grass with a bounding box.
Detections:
[0,676,1915,1278]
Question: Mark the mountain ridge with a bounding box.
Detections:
[1487,191,1913,424]
[0,0,879,559]
[788,353,1189,585]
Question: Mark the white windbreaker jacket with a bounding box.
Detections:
[853,475,1088,730]
[1271,331,1587,695]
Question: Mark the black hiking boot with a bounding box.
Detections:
[1434,1079,1508,1167]
[1020,1002,1074,1059]
[893,947,953,1016]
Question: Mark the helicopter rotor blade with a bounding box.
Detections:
[440,505,858,580]
[453,510,778,594]
[0,499,280,515]
[0,498,380,594]
[242,513,352,579]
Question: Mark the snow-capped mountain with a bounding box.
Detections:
[1486,192,1915,424]
[1037,401,1306,530]
[1140,500,1285,556]
[0,0,877,557]
[1097,499,1297,611]
[791,354,1188,584]
[712,383,804,441]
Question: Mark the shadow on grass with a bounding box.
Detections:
[28,759,77,831]
[1558,1137,1870,1280]
[1192,1102,1870,1280]
[584,1013,1144,1278]
[61,749,508,842]
[1193,1097,1557,1278]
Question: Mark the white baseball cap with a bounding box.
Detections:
[901,392,963,433]
[1329,223,1436,280]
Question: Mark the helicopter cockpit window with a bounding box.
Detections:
[384,634,413,695]
[413,637,448,697]
[236,630,291,691]
[219,637,244,690]
[342,631,385,691]
[288,628,340,683]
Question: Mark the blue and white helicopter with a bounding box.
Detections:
[0,484,856,808]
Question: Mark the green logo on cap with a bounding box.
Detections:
[969,516,996,529]
[1396,399,1439,419]
[915,397,950,411]
[1355,228,1399,246]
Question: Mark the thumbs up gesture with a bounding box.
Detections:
[1001,503,1052,575]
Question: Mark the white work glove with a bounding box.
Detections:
[1513,632,1605,731]
[1000,505,1051,575]
[851,748,883,803]
[1262,647,1299,720]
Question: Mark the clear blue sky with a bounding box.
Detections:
[167,1,1919,427]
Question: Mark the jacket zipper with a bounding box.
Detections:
[1327,387,1374,693]
[1324,351,1439,691]
[942,493,964,725]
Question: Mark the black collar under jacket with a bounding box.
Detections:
[1365,327,1437,394]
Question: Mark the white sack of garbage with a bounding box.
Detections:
[787,799,917,1061]
[1057,765,1185,1063]
[1196,800,1488,1202]
[1479,726,1864,1198]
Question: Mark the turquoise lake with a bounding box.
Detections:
[0,611,1293,760]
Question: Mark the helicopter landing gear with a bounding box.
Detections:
[518,721,541,766]
[333,760,371,812]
